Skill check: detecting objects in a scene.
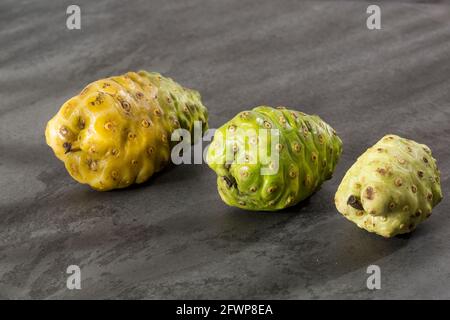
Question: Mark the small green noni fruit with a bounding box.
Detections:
[207,106,343,211]
[335,135,443,237]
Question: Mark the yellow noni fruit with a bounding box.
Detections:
[46,71,208,190]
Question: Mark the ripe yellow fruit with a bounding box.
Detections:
[45,71,208,190]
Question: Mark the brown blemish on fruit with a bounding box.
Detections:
[131,159,138,165]
[240,111,250,119]
[293,143,301,152]
[222,176,233,188]
[423,157,429,164]
[347,195,364,210]
[389,202,396,210]
[154,108,162,116]
[228,125,236,132]
[111,170,118,180]
[268,186,277,193]
[427,193,433,201]
[120,100,131,112]
[141,119,150,128]
[63,142,72,154]
[104,121,114,130]
[411,185,417,193]
[395,178,403,187]
[418,171,424,178]
[311,153,317,162]
[136,92,144,99]
[303,126,309,136]
[377,168,387,176]
[365,186,375,200]
[318,134,324,144]
[263,121,272,129]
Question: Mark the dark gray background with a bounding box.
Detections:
[0,0,449,299]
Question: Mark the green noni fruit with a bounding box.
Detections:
[207,106,343,211]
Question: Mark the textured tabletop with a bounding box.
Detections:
[0,0,449,299]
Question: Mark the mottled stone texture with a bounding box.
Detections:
[0,0,449,299]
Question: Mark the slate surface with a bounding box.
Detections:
[0,0,449,299]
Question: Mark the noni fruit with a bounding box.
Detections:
[206,106,343,211]
[335,135,443,237]
[46,71,208,190]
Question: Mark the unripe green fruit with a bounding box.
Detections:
[207,106,343,211]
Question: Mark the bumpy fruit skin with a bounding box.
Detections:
[335,135,443,238]
[46,71,208,190]
[206,106,343,211]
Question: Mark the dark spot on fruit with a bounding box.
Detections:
[121,100,131,111]
[347,195,364,210]
[63,142,71,153]
[136,92,144,99]
[395,178,403,187]
[365,187,375,200]
[222,176,234,188]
